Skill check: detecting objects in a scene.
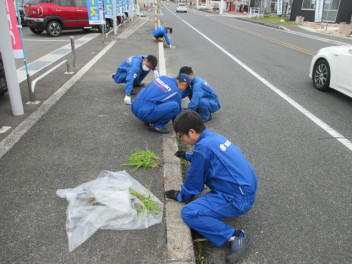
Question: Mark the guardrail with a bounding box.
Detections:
[27,60,73,104]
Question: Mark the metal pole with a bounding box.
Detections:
[0,0,24,116]
[113,0,117,35]
[70,36,77,68]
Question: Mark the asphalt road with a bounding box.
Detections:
[161,3,352,263]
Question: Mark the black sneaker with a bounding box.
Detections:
[149,124,169,134]
[225,232,250,263]
[133,83,145,88]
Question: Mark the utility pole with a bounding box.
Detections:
[0,0,24,116]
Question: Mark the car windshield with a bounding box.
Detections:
[24,0,44,4]
[178,3,185,6]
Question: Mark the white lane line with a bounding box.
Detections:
[164,5,352,152]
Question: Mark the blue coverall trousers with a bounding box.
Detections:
[181,191,255,247]
[113,69,141,95]
[132,100,181,129]
[196,100,220,120]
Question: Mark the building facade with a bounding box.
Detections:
[290,0,352,23]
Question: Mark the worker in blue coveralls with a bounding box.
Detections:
[112,55,158,105]
[179,66,220,122]
[152,26,173,48]
[165,111,258,263]
[131,73,191,134]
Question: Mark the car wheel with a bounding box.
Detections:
[98,20,111,33]
[313,59,331,91]
[46,21,62,37]
[30,27,44,34]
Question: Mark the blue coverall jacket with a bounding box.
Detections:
[177,129,258,247]
[181,76,220,119]
[152,26,171,45]
[131,76,182,129]
[113,55,151,95]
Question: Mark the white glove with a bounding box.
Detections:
[124,95,132,105]
[153,70,160,78]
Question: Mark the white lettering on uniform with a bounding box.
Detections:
[155,78,171,91]
[219,140,231,151]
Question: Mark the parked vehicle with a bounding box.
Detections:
[0,53,8,96]
[309,45,352,98]
[15,0,26,26]
[24,0,120,37]
[176,3,187,13]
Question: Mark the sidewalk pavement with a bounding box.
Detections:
[0,12,194,264]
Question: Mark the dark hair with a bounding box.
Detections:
[179,66,193,75]
[166,27,173,34]
[146,55,158,69]
[173,111,206,135]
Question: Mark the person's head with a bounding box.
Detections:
[142,55,158,71]
[179,66,195,79]
[176,73,191,91]
[174,111,206,145]
[166,27,173,34]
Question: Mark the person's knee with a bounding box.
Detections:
[181,205,196,225]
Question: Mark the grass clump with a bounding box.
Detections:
[129,189,162,214]
[251,16,297,25]
[122,150,161,171]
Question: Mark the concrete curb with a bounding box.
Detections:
[157,27,196,264]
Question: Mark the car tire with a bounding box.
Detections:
[46,21,62,37]
[98,20,111,33]
[312,59,330,91]
[30,27,44,34]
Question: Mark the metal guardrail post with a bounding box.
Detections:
[26,73,36,102]
[27,60,69,104]
[70,36,76,68]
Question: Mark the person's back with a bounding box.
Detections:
[131,74,190,133]
[188,76,220,111]
[134,76,180,104]
[179,66,221,121]
[193,129,257,197]
[152,26,172,46]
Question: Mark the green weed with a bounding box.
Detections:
[129,189,162,214]
[122,150,161,171]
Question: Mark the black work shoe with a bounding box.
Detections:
[225,233,250,263]
[133,83,145,88]
[144,122,150,126]
[149,124,169,134]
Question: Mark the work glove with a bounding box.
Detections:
[174,150,186,159]
[165,190,180,201]
[153,70,160,78]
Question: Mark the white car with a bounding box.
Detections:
[176,3,187,13]
[309,45,352,98]
[198,4,207,10]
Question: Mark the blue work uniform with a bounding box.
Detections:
[152,26,171,45]
[176,129,258,247]
[113,55,151,95]
[131,76,182,129]
[181,76,220,120]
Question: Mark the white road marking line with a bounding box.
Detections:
[165,5,352,152]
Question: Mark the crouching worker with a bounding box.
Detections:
[112,55,158,105]
[152,26,173,48]
[179,66,220,122]
[131,74,191,134]
[165,111,258,263]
